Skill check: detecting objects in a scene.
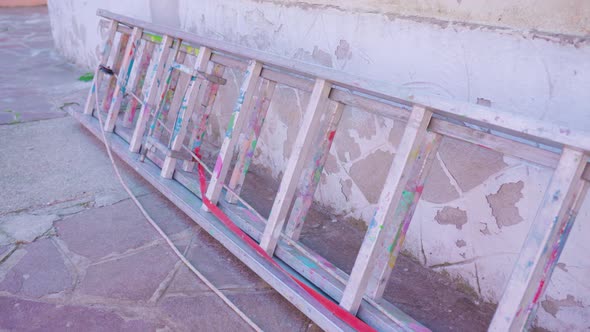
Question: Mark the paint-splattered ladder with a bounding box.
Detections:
[74,10,590,332]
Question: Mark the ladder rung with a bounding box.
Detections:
[170,62,227,85]
[144,136,193,161]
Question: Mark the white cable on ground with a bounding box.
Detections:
[92,68,263,332]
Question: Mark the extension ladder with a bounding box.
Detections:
[73,9,590,331]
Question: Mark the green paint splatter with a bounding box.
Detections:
[298,255,318,269]
[401,190,415,208]
[388,243,394,253]
[225,113,236,137]
[144,33,162,43]
[313,168,322,183]
[184,45,200,56]
[78,72,94,82]
[10,112,21,124]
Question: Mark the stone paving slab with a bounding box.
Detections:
[55,199,165,262]
[0,214,58,245]
[181,230,271,291]
[77,245,178,302]
[0,296,165,332]
[158,294,251,331]
[0,239,72,299]
[0,188,316,331]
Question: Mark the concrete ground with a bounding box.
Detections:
[0,5,511,332]
[0,7,318,332]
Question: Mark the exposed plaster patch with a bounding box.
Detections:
[435,152,463,195]
[353,113,377,140]
[237,8,279,50]
[252,1,590,44]
[557,262,568,272]
[387,120,406,147]
[275,87,305,159]
[312,46,333,67]
[334,129,362,162]
[334,39,352,60]
[438,137,507,192]
[486,181,524,228]
[479,222,492,236]
[349,149,394,204]
[541,294,583,318]
[334,111,380,160]
[293,47,312,63]
[435,206,468,230]
[476,97,492,107]
[340,178,353,202]
[422,159,460,203]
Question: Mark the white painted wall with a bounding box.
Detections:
[47,0,590,330]
[263,0,590,36]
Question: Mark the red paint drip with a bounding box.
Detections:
[195,153,374,332]
[532,280,545,303]
[415,185,424,194]
[328,130,336,141]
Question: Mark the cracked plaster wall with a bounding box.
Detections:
[47,0,590,329]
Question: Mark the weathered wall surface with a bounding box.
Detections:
[260,0,590,36]
[47,0,590,330]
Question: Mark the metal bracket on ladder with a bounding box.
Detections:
[72,9,590,332]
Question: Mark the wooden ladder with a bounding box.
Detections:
[74,10,590,332]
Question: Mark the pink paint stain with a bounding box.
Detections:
[532,280,544,304]
[415,184,424,194]
[328,130,336,141]
[213,155,223,178]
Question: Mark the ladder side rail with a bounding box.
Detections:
[339,105,433,314]
[259,79,333,255]
[489,148,588,331]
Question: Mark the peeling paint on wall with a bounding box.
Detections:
[349,149,393,204]
[438,138,507,192]
[435,206,468,230]
[486,181,525,228]
[334,39,352,60]
[252,0,590,36]
[311,46,333,67]
[455,239,467,248]
[422,159,460,203]
[541,294,583,318]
